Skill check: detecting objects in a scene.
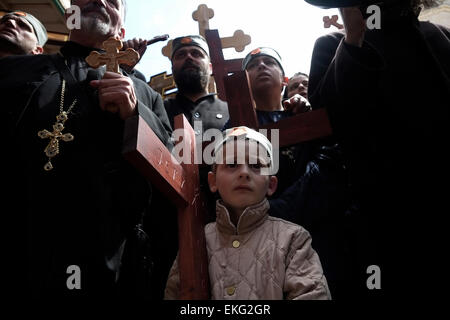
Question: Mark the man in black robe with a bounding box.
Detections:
[308,0,450,298]
[1,0,173,299]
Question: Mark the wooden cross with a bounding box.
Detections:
[162,9,250,60]
[205,29,246,101]
[86,37,140,74]
[192,4,251,53]
[221,30,251,53]
[323,15,344,30]
[161,4,215,58]
[225,70,333,147]
[192,4,215,38]
[202,27,333,146]
[86,37,140,112]
[123,114,209,299]
[148,71,177,98]
[204,27,332,144]
[159,5,250,95]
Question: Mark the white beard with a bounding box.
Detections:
[80,15,111,38]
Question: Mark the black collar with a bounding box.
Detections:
[176,92,217,105]
[60,41,104,59]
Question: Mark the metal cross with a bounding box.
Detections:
[38,111,74,171]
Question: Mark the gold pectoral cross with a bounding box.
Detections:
[38,111,74,171]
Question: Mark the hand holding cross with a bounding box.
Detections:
[86,37,141,119]
[86,36,140,73]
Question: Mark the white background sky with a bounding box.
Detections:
[124,0,339,81]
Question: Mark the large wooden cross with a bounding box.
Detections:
[207,30,333,146]
[205,29,245,102]
[192,3,214,38]
[225,71,333,147]
[161,4,251,59]
[123,113,210,299]
[158,4,251,97]
[86,38,209,299]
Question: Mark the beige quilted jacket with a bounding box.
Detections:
[165,198,331,300]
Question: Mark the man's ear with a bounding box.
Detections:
[208,62,213,76]
[266,176,278,197]
[31,46,44,55]
[119,27,125,40]
[208,171,218,193]
[282,76,289,87]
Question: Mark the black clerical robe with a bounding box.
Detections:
[309,16,450,298]
[0,41,173,298]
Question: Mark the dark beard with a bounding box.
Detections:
[0,36,28,55]
[173,63,209,94]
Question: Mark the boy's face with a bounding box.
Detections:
[287,74,309,99]
[246,55,286,94]
[208,140,277,214]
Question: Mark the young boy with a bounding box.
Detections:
[165,126,331,300]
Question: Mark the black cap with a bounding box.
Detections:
[242,47,284,75]
[2,11,47,46]
[171,35,209,59]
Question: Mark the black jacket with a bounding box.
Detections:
[164,93,229,133]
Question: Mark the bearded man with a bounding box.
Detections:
[164,35,229,134]
[0,0,173,298]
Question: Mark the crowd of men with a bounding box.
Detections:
[1,0,448,300]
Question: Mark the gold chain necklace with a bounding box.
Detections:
[37,79,77,171]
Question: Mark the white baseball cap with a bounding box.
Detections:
[213,126,274,174]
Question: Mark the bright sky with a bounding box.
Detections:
[124,0,339,81]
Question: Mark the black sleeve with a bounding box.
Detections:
[0,55,55,138]
[308,32,385,145]
[131,77,174,151]
[309,32,384,110]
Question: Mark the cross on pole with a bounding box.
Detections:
[161,4,216,58]
[86,37,140,73]
[205,29,245,101]
[148,71,177,98]
[203,30,333,146]
[225,71,333,147]
[192,4,215,38]
[221,30,251,53]
[123,114,209,300]
[159,5,250,96]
